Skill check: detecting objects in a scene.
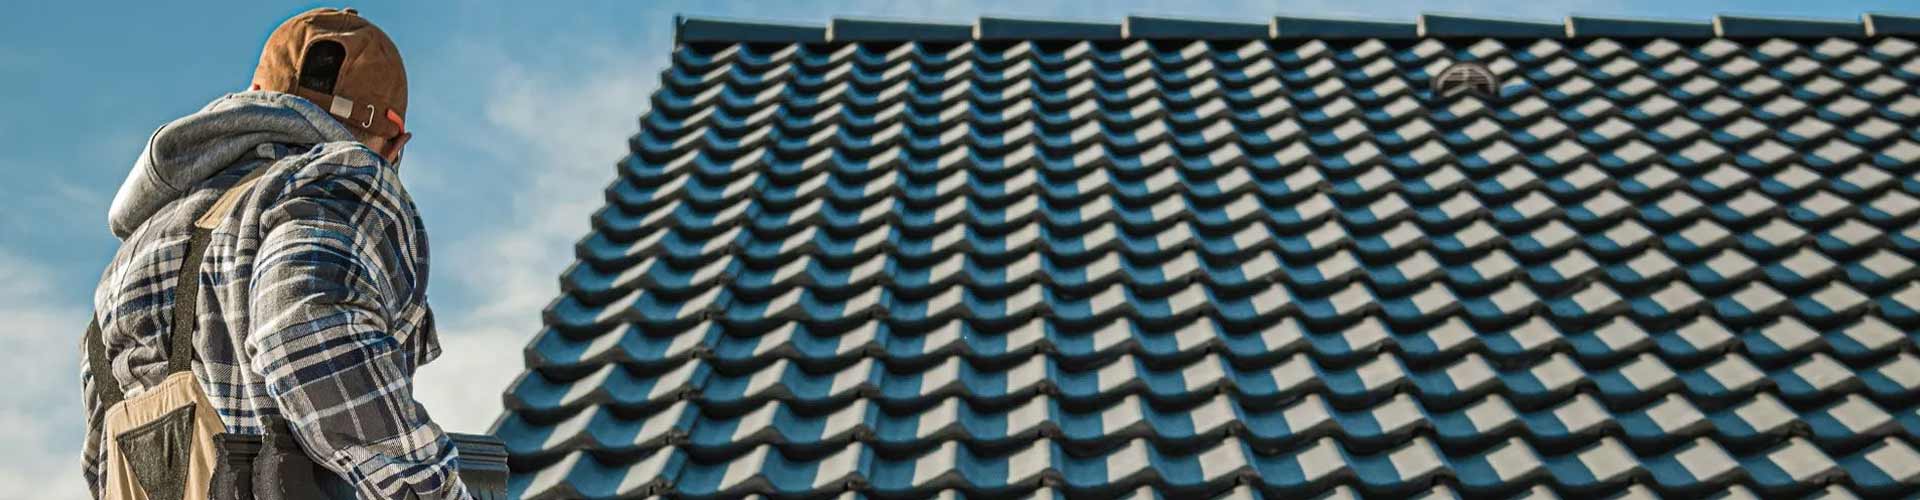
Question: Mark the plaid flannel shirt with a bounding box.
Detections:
[83,141,469,499]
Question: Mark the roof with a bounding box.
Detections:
[493,11,1920,499]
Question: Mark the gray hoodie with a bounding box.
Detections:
[108,91,359,239]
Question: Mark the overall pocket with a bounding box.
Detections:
[113,404,197,500]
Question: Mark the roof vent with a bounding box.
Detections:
[1433,62,1496,96]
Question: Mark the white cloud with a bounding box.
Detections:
[0,248,90,500]
[409,37,666,434]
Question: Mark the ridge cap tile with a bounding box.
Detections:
[829,17,972,42]
[976,16,1124,41]
[1566,15,1716,38]
[1713,13,1866,38]
[1863,12,1920,36]
[1122,14,1269,40]
[1418,12,1566,38]
[1270,15,1418,39]
[676,15,826,43]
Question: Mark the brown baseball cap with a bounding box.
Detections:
[252,7,407,139]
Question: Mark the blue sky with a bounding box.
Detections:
[2,0,1912,497]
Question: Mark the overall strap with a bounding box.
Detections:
[84,320,125,408]
[165,164,274,375]
[88,164,277,399]
[165,224,217,374]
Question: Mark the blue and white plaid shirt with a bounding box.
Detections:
[83,140,469,499]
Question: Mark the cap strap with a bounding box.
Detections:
[327,94,356,120]
[292,88,399,138]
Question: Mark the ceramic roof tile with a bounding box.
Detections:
[501,12,1920,499]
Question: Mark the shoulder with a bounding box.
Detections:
[306,140,385,166]
[269,141,410,205]
[257,141,417,225]
[283,141,392,188]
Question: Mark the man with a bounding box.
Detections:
[83,8,469,499]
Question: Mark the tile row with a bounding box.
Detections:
[511,434,1920,499]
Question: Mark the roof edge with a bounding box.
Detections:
[673,12,1913,43]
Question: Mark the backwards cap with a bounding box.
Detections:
[252,7,407,138]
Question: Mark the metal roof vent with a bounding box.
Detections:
[1433,62,1496,96]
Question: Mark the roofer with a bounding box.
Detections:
[81,7,470,499]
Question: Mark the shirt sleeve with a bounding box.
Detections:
[247,146,470,500]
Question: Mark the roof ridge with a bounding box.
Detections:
[675,12,1920,43]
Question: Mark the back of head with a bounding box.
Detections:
[252,7,407,143]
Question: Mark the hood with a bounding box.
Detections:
[108,91,359,239]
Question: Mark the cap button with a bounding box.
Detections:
[341,7,359,15]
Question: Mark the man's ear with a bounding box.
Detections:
[383,132,412,163]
